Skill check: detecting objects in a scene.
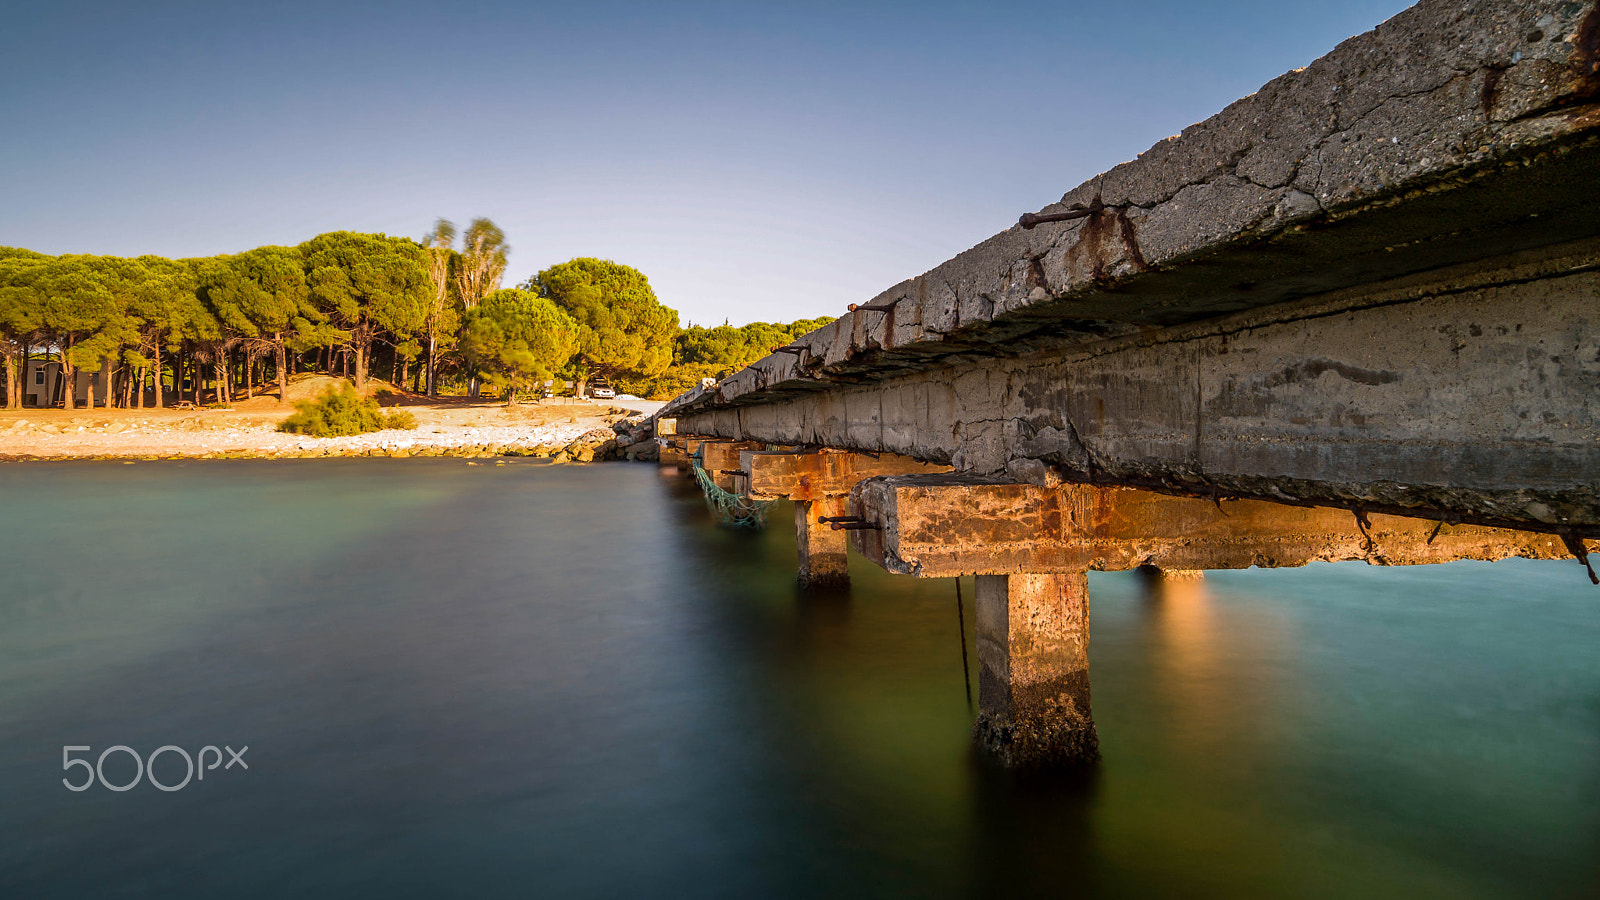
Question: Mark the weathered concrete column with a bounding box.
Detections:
[973,571,1099,768]
[741,448,950,589]
[795,495,851,589]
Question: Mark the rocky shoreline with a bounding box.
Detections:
[0,409,662,463]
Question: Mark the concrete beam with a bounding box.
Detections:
[848,475,1580,578]
[678,436,709,472]
[674,247,1600,532]
[657,435,709,473]
[699,440,767,492]
[739,448,951,501]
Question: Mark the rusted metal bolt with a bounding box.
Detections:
[1018,201,1101,229]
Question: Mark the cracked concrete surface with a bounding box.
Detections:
[666,0,1600,536]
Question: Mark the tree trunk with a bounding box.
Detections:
[354,338,368,391]
[426,333,437,397]
[399,355,409,393]
[3,348,15,410]
[151,345,164,409]
[276,340,288,402]
[59,337,75,409]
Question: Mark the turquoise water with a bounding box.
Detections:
[1,460,1597,898]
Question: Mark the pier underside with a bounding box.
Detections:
[660,439,1593,767]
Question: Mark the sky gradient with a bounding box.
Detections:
[0,0,1414,326]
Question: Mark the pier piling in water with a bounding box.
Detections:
[974,572,1098,768]
[795,496,851,589]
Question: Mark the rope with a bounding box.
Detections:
[956,577,973,712]
[690,443,773,530]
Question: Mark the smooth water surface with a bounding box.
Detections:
[1,460,1598,898]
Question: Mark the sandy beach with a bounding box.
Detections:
[0,377,640,460]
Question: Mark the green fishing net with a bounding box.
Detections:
[690,443,773,529]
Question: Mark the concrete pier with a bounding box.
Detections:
[650,0,1600,766]
[795,496,851,589]
[974,572,1098,768]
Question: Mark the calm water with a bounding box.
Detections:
[1,460,1598,898]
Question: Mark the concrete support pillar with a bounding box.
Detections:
[656,440,680,470]
[795,496,850,589]
[973,571,1099,767]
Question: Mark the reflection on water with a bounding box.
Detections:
[1,460,1598,899]
[1140,570,1294,771]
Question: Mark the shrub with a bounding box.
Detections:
[383,408,417,430]
[278,386,419,437]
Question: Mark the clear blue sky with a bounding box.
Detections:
[0,0,1413,327]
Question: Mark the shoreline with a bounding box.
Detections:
[0,392,659,464]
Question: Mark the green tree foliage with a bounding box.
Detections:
[629,316,836,399]
[277,384,417,437]
[127,256,205,408]
[627,362,727,401]
[455,218,507,312]
[529,258,678,391]
[459,288,580,404]
[37,256,136,409]
[0,249,49,408]
[300,231,431,390]
[675,317,836,369]
[198,246,318,401]
[0,231,480,409]
[0,226,828,411]
[420,219,461,396]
